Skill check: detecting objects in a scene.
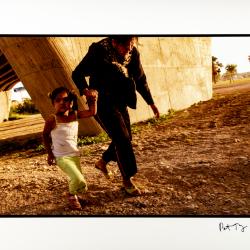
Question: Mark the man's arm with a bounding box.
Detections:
[130,48,160,118]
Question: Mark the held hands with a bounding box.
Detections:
[150,104,160,118]
[83,89,98,100]
[83,88,98,104]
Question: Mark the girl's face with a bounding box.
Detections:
[53,91,72,113]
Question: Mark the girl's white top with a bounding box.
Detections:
[51,118,80,157]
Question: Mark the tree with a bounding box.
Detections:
[212,56,223,83]
[225,64,237,84]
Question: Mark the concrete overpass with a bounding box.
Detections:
[0,37,212,136]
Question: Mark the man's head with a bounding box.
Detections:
[110,36,137,57]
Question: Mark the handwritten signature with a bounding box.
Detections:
[219,222,248,232]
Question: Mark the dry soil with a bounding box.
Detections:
[0,84,249,216]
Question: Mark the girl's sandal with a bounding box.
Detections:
[68,194,82,210]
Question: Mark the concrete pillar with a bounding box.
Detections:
[0,90,11,122]
[0,37,102,136]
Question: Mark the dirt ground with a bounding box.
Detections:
[0,84,249,216]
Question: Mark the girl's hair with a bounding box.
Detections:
[48,87,78,111]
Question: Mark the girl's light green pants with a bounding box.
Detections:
[56,156,87,195]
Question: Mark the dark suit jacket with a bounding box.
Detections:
[72,38,154,109]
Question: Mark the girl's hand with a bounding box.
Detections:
[47,153,55,166]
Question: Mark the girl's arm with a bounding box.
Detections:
[77,95,97,119]
[43,115,56,165]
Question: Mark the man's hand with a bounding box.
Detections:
[150,104,160,118]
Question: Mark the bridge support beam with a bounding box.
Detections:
[0,37,102,135]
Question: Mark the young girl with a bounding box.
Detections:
[43,87,97,210]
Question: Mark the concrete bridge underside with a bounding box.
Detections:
[0,37,212,136]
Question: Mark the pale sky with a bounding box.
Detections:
[212,37,250,74]
[11,82,30,101]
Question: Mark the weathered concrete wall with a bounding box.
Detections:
[0,91,11,122]
[0,37,212,135]
[129,37,212,122]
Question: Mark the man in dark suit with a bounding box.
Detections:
[72,36,159,195]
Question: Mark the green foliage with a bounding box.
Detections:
[77,132,109,146]
[131,124,142,134]
[212,56,223,83]
[10,99,39,115]
[34,144,45,152]
[225,64,237,83]
[225,64,237,73]
[132,109,176,131]
[147,109,175,124]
